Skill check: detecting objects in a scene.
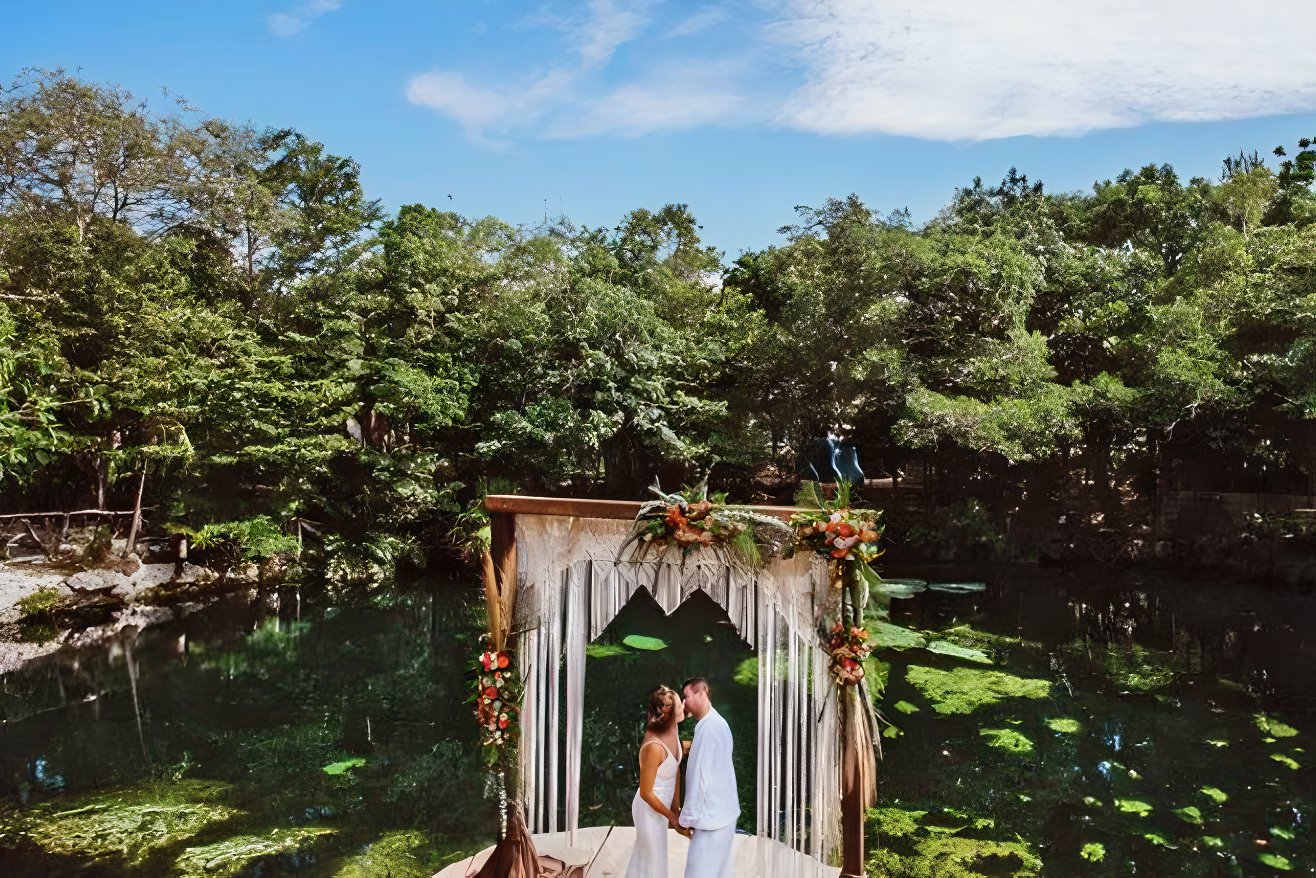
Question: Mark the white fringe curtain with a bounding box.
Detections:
[514,514,842,875]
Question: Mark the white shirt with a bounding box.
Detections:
[679,707,740,831]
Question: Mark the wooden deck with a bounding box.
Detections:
[435,826,839,878]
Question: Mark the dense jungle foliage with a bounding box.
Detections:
[2,70,1314,569]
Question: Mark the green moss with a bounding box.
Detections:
[979,728,1035,755]
[16,587,64,619]
[867,807,928,839]
[1115,799,1153,817]
[1079,842,1105,862]
[331,830,470,878]
[1045,717,1082,734]
[1255,714,1300,738]
[868,835,1042,878]
[20,781,236,866]
[174,826,335,877]
[904,666,1050,715]
[586,642,630,659]
[1103,645,1176,693]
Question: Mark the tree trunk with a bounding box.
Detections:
[125,467,147,556]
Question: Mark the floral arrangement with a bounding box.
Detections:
[620,477,795,568]
[828,622,872,685]
[472,641,520,766]
[790,480,885,686]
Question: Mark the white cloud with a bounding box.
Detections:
[551,65,749,137]
[268,0,343,37]
[668,5,730,38]
[775,0,1316,140]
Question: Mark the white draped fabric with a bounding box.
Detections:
[513,514,841,875]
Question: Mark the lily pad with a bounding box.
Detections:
[927,581,987,594]
[872,621,927,650]
[1174,805,1202,825]
[1270,753,1301,770]
[1258,852,1292,871]
[1199,786,1228,804]
[322,757,367,776]
[621,634,668,651]
[924,640,992,664]
[1115,799,1153,817]
[875,579,927,599]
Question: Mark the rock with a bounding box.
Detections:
[227,563,260,585]
[64,569,133,596]
[114,552,143,577]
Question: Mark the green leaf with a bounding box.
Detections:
[1199,786,1228,804]
[1258,852,1292,871]
[872,621,927,650]
[1270,753,1301,770]
[892,700,920,715]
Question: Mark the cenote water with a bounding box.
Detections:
[1,566,1312,876]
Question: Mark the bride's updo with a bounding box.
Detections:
[645,685,679,731]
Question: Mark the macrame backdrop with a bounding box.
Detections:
[512,513,842,876]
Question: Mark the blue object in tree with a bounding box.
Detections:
[801,437,865,484]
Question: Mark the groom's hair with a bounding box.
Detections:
[681,676,711,700]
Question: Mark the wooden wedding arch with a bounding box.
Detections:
[480,496,874,878]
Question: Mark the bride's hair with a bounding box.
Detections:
[645,685,679,732]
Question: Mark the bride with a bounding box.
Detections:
[625,685,689,877]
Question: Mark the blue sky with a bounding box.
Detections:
[5,0,1315,256]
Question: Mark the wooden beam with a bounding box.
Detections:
[483,495,797,522]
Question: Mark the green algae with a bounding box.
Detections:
[1102,644,1176,694]
[331,830,470,878]
[18,781,236,866]
[1045,717,1082,734]
[174,826,335,877]
[904,666,1050,715]
[1255,714,1300,738]
[322,757,368,776]
[869,835,1042,878]
[1115,799,1153,817]
[586,642,630,659]
[1174,805,1203,825]
[979,728,1035,755]
[867,806,928,839]
[1270,753,1301,770]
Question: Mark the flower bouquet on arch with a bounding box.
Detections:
[471,639,521,767]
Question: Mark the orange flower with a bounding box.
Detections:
[829,547,848,558]
[484,686,498,699]
[838,522,855,538]
[497,653,510,669]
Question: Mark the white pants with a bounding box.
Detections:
[684,823,735,878]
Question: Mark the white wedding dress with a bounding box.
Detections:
[625,738,680,878]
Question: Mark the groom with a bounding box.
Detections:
[678,677,739,877]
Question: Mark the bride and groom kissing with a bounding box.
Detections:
[627,677,739,878]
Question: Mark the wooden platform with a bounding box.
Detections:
[435,826,840,878]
